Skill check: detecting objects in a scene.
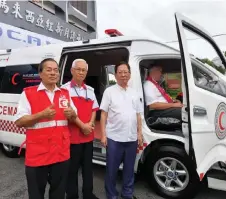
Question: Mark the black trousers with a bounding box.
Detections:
[147,107,182,130]
[25,160,69,199]
[149,107,182,121]
[66,142,94,199]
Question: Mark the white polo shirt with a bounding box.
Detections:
[143,80,167,106]
[14,82,77,121]
[100,84,143,142]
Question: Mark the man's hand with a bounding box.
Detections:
[64,107,77,120]
[81,123,94,135]
[138,133,143,147]
[41,104,56,119]
[172,102,183,108]
[101,134,107,148]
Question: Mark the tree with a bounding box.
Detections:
[198,57,226,75]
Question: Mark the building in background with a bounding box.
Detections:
[0,0,97,49]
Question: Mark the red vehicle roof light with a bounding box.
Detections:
[105,29,123,37]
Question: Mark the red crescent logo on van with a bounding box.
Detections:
[215,103,226,140]
[12,73,20,85]
[219,112,225,131]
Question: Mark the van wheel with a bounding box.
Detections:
[145,145,199,199]
[1,144,19,158]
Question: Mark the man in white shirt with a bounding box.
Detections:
[100,62,143,199]
[143,65,183,129]
[61,59,99,199]
[14,58,77,199]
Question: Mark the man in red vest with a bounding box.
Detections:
[143,65,183,129]
[61,59,99,199]
[14,58,78,199]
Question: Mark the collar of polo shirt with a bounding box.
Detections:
[116,83,128,91]
[37,82,60,92]
[70,80,87,89]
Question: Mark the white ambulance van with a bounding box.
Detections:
[0,13,226,199]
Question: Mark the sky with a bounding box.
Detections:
[96,0,226,60]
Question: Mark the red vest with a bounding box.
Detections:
[69,96,94,144]
[21,86,70,167]
[147,77,173,103]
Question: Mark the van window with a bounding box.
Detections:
[106,65,116,87]
[192,64,226,97]
[0,67,5,90]
[0,64,41,94]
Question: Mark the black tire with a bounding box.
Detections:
[1,144,20,158]
[145,144,200,199]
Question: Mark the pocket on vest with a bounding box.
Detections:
[26,139,49,158]
[62,131,70,148]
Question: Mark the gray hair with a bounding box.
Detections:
[71,59,88,70]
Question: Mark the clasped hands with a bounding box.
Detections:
[81,122,95,135]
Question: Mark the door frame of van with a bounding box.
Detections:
[135,54,197,166]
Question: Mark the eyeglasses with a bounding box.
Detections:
[117,71,130,75]
[74,68,87,73]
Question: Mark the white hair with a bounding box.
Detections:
[71,59,88,70]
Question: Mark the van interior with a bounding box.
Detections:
[60,47,129,140]
[140,58,184,137]
[60,46,185,139]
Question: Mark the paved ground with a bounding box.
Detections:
[0,151,225,199]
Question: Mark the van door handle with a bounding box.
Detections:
[193,106,207,116]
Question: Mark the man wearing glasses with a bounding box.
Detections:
[100,62,143,199]
[61,59,99,199]
[14,58,77,199]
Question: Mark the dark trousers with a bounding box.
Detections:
[147,107,182,130]
[105,138,138,199]
[149,107,182,121]
[66,142,94,199]
[25,160,69,199]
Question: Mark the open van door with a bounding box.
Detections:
[175,12,226,179]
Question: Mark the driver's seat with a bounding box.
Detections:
[146,112,181,131]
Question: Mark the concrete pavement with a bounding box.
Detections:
[0,151,225,199]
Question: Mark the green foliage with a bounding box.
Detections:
[109,80,116,85]
[167,89,181,98]
[198,57,226,75]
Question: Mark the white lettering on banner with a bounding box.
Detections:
[12,2,23,19]
[0,1,84,41]
[36,14,44,28]
[0,0,9,13]
[77,33,82,41]
[64,28,69,38]
[55,22,63,36]
[0,106,17,116]
[46,19,53,32]
[70,31,76,41]
[25,10,35,23]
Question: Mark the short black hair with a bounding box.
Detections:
[115,61,131,74]
[38,58,58,73]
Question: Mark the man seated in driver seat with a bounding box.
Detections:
[143,65,183,129]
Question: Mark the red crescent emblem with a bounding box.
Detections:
[219,112,225,131]
[12,73,20,85]
[59,99,68,108]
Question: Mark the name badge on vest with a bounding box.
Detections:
[59,95,68,108]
